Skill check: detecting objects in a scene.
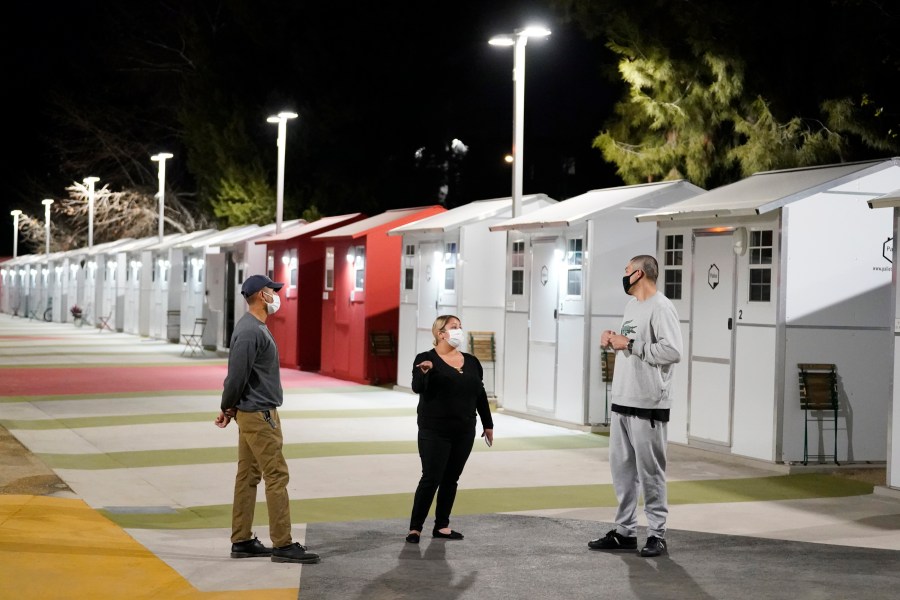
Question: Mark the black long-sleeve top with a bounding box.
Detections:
[411,348,494,432]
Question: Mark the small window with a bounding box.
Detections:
[511,240,525,295]
[664,234,683,299]
[443,241,457,291]
[324,247,334,291]
[748,230,773,302]
[353,245,366,290]
[566,238,583,296]
[288,249,298,287]
[266,251,275,280]
[403,244,415,291]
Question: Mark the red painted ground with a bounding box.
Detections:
[0,364,362,397]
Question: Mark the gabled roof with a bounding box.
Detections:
[868,188,900,209]
[637,158,900,222]
[110,235,170,254]
[312,207,444,241]
[490,181,704,231]
[388,194,556,235]
[85,238,136,256]
[144,229,216,251]
[255,214,365,244]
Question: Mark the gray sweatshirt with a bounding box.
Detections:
[221,312,283,412]
[610,291,683,410]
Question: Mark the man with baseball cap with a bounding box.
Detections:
[215,274,320,564]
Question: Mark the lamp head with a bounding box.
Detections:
[151,152,174,162]
[489,35,514,46]
[83,176,100,185]
[10,209,22,217]
[268,111,298,123]
[42,198,54,207]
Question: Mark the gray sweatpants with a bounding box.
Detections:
[609,412,668,539]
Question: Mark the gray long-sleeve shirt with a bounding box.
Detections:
[610,291,683,410]
[220,312,283,413]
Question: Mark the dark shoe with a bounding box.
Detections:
[272,542,321,564]
[432,528,464,540]
[640,536,667,557]
[406,532,420,544]
[588,529,638,551]
[230,536,272,558]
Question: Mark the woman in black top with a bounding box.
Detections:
[405,315,494,543]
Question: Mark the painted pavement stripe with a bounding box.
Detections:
[35,435,608,469]
[98,474,874,530]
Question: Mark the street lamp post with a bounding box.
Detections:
[151,153,174,243]
[83,177,99,248]
[10,210,22,258]
[267,111,299,234]
[489,26,551,218]
[42,199,54,256]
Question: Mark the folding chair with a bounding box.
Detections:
[368,331,396,384]
[96,311,114,332]
[798,363,840,465]
[182,318,208,357]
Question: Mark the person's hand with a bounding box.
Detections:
[416,360,433,374]
[215,408,235,428]
[601,330,618,350]
[481,428,494,446]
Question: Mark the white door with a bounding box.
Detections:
[417,242,439,330]
[526,240,559,413]
[689,233,736,446]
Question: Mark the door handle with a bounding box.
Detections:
[727,317,733,330]
[554,309,558,319]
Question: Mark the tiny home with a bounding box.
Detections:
[313,206,446,385]
[867,189,900,490]
[144,230,214,342]
[489,181,705,426]
[388,194,558,396]
[82,239,134,328]
[114,236,176,336]
[636,158,900,465]
[254,214,366,370]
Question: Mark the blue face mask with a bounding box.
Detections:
[622,270,643,294]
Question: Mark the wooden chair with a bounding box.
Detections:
[600,350,617,426]
[798,363,840,465]
[368,331,396,384]
[182,318,208,357]
[468,331,496,396]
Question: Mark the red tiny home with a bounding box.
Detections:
[254,214,366,371]
[313,206,446,385]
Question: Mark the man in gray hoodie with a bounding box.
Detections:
[589,255,682,557]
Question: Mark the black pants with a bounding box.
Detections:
[409,426,475,531]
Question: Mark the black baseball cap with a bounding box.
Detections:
[241,274,284,297]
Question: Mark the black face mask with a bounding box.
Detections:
[622,270,643,294]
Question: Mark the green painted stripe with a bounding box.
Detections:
[2,408,418,429]
[0,385,383,403]
[38,435,607,469]
[101,474,874,530]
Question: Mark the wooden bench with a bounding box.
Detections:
[798,363,839,465]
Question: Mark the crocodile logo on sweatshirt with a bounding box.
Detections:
[620,320,637,336]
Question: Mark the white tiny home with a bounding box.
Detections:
[113,236,175,336]
[867,189,900,490]
[637,158,900,465]
[144,229,214,341]
[388,194,558,397]
[82,239,134,327]
[490,181,704,426]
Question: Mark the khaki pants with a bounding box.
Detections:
[231,409,292,547]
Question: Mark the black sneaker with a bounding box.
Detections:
[588,529,638,550]
[640,536,667,557]
[272,542,321,564]
[230,536,272,558]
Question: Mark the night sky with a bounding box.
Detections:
[3,1,623,258]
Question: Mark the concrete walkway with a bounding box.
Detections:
[1,313,899,599]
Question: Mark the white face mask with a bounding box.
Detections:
[446,328,465,349]
[263,291,281,315]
